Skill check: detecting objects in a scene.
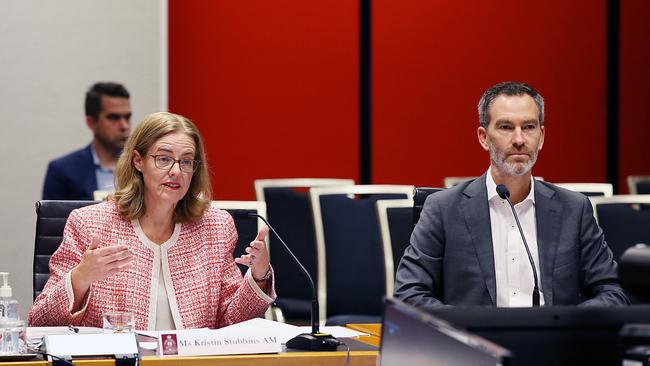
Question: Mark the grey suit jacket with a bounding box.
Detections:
[394,173,629,310]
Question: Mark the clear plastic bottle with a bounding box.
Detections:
[0,272,19,355]
[0,272,11,319]
[6,300,19,321]
[1,320,26,354]
[0,273,18,320]
[0,317,7,354]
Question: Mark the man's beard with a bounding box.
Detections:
[488,139,538,177]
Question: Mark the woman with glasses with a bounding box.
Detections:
[29,112,275,330]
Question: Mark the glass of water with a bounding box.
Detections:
[102,312,135,333]
[2,320,26,354]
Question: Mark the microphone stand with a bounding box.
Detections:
[496,185,541,307]
[248,213,339,351]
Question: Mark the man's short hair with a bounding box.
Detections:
[477,81,544,128]
[85,82,130,119]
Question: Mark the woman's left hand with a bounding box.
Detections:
[235,226,271,280]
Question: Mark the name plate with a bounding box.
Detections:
[45,333,138,357]
[158,329,281,356]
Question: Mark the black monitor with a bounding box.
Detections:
[428,305,650,366]
[379,298,511,366]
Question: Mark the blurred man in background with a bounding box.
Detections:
[42,82,131,200]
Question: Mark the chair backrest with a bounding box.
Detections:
[413,187,444,229]
[376,199,413,298]
[254,178,355,202]
[211,201,267,276]
[310,185,414,324]
[628,176,650,195]
[555,183,613,197]
[253,178,354,319]
[589,195,650,261]
[443,177,475,188]
[34,200,97,300]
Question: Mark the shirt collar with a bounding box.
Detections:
[91,143,115,172]
[485,166,536,204]
[90,143,101,167]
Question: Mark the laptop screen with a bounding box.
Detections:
[378,298,511,366]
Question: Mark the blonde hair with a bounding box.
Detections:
[113,112,212,222]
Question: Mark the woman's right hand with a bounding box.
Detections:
[70,237,133,311]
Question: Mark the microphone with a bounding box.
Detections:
[235,211,339,351]
[496,184,541,307]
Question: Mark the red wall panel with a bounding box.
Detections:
[372,1,607,187]
[169,1,359,200]
[620,0,650,193]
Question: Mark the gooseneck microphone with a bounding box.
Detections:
[496,184,541,307]
[243,212,339,351]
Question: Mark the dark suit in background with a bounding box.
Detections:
[394,173,629,310]
[42,82,131,200]
[42,144,97,200]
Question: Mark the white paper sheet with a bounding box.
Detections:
[216,319,368,343]
[216,318,301,343]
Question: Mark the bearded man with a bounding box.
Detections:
[394,81,628,309]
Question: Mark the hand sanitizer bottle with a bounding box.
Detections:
[0,272,13,354]
[0,272,17,320]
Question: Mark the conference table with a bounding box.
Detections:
[3,324,382,366]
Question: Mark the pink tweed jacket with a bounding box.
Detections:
[28,201,275,330]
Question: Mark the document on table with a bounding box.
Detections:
[217,318,368,343]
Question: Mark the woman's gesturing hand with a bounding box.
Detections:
[235,226,271,281]
[71,237,133,302]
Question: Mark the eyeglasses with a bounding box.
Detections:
[149,154,200,173]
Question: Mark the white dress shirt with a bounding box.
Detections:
[90,144,115,191]
[486,169,544,307]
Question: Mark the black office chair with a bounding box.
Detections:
[376,199,413,298]
[555,183,613,197]
[412,187,444,229]
[254,178,353,322]
[639,182,650,195]
[310,185,414,325]
[590,196,650,262]
[258,188,316,319]
[628,175,650,195]
[34,200,97,300]
[618,244,650,303]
